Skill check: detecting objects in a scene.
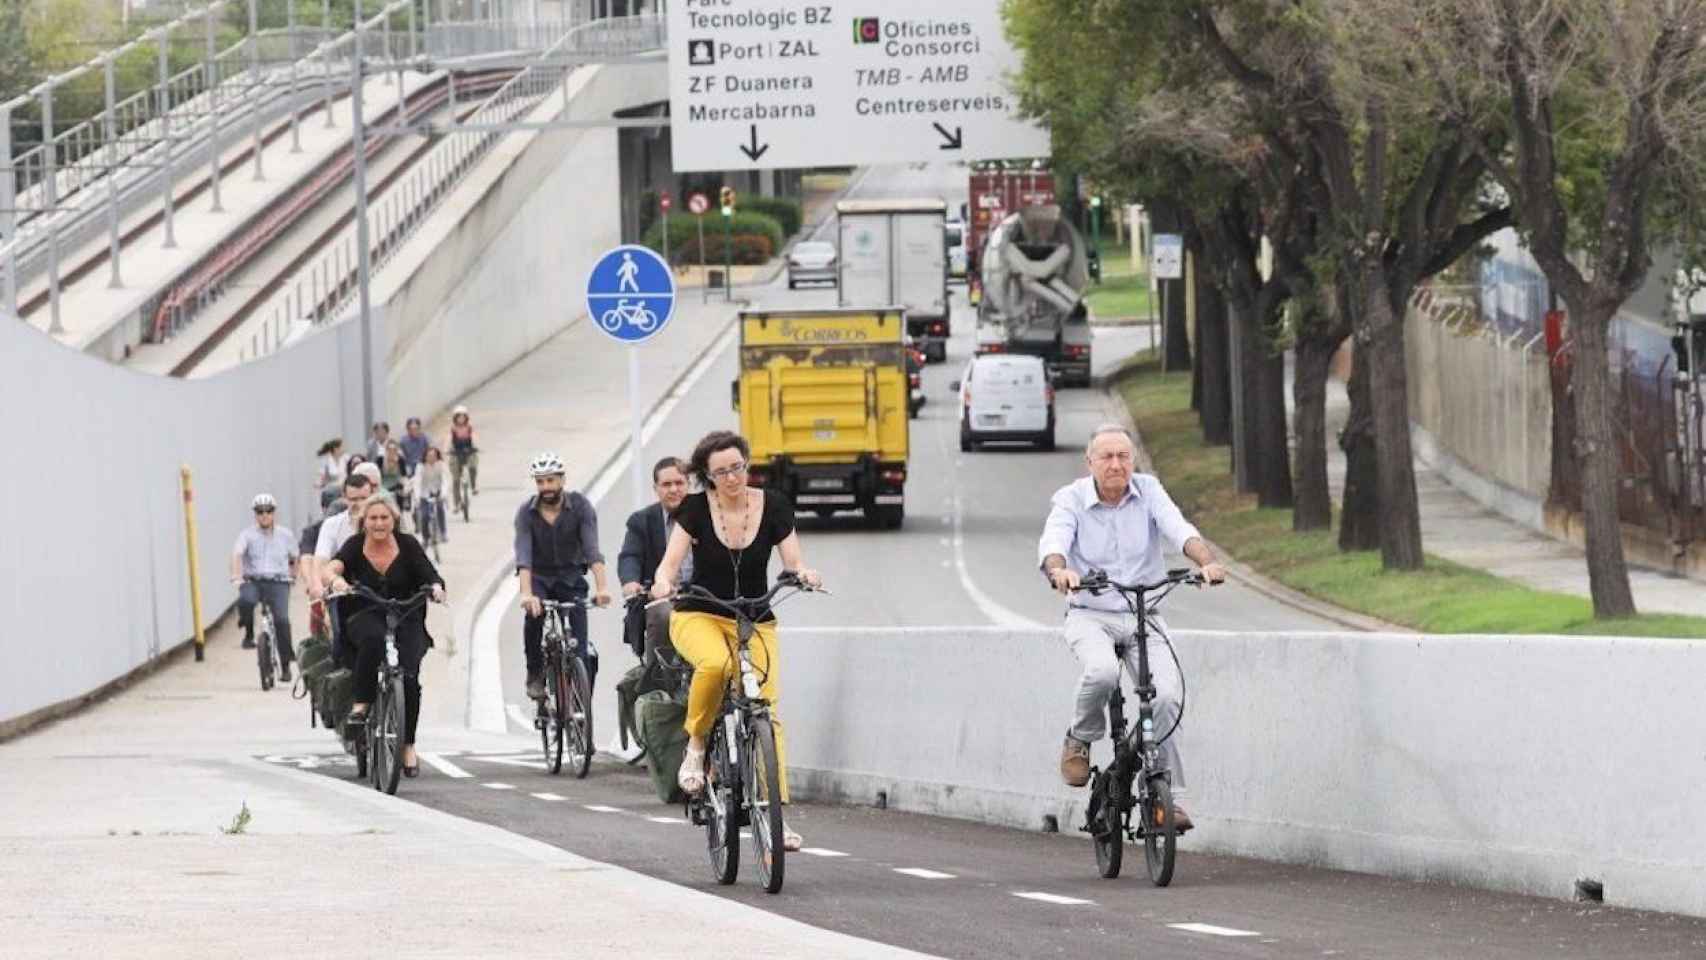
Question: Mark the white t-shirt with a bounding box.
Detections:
[314,509,360,561]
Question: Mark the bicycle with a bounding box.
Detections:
[337,583,436,796]
[535,597,595,778]
[451,448,477,523]
[617,588,692,765]
[246,576,286,691]
[672,572,825,895]
[599,298,659,333]
[1069,567,1207,886]
[416,492,445,563]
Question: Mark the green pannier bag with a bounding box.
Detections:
[298,635,332,686]
[317,667,356,732]
[636,690,690,805]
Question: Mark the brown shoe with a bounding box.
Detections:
[1168,803,1194,834]
[1060,736,1091,787]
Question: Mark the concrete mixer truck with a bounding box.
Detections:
[973,204,1093,387]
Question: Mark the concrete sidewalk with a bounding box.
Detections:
[1289,363,1706,617]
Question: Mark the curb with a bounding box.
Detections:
[1097,375,1413,635]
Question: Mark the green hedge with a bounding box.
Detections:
[739,196,803,238]
[642,211,784,266]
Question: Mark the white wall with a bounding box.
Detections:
[782,627,1706,918]
[0,317,373,728]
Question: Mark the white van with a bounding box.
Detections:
[951,354,1056,452]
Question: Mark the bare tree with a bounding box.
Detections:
[1412,0,1706,617]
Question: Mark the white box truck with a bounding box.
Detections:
[836,199,951,362]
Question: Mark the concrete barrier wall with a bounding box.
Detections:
[0,318,372,730]
[781,627,1706,918]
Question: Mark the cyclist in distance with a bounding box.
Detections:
[448,405,479,508]
[325,492,446,778]
[515,452,612,701]
[651,430,822,852]
[411,446,450,543]
[231,494,298,678]
[1037,424,1226,832]
[399,417,430,474]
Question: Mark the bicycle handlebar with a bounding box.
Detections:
[667,572,827,620]
[1071,568,1208,611]
[334,583,438,614]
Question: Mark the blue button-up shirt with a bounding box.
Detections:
[234,524,298,580]
[1036,475,1202,613]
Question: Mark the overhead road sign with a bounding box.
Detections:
[586,245,677,344]
[667,0,1051,172]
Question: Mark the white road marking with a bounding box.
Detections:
[740,830,753,839]
[1168,923,1261,938]
[464,754,548,771]
[1012,892,1092,905]
[801,848,849,858]
[894,868,956,880]
[472,322,741,736]
[481,782,516,791]
[647,816,686,824]
[531,792,567,802]
[950,486,1046,629]
[584,804,624,813]
[415,752,474,779]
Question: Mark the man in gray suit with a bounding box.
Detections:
[619,457,693,660]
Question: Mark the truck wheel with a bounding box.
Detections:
[865,505,904,529]
[959,426,975,453]
[928,341,947,364]
[1038,430,1056,452]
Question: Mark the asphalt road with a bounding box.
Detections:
[277,164,1706,958]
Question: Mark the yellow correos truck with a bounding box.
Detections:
[732,308,910,529]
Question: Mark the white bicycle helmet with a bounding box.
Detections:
[251,493,277,511]
[528,451,566,478]
[452,404,470,417]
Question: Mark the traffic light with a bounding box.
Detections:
[719,186,736,216]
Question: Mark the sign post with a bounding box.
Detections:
[659,190,672,266]
[1152,233,1183,366]
[585,245,678,506]
[719,185,736,303]
[688,191,710,303]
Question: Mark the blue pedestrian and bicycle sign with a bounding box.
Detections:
[586,244,676,344]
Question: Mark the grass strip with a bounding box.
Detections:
[1117,360,1706,638]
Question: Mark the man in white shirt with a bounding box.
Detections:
[308,474,373,600]
[232,494,299,678]
[1037,424,1226,830]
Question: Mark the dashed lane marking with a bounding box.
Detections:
[584,804,624,813]
[531,792,567,802]
[1013,892,1093,905]
[1168,923,1262,938]
[463,754,548,770]
[648,816,687,824]
[481,782,516,791]
[802,848,849,857]
[894,868,957,880]
[416,752,473,779]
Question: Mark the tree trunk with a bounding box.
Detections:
[1197,280,1232,446]
[1292,330,1340,531]
[1338,339,1382,552]
[1567,309,1638,617]
[1164,274,1193,373]
[1249,338,1295,508]
[1362,282,1424,570]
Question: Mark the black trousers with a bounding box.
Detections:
[523,576,595,687]
[348,611,428,745]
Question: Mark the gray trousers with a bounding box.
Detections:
[1062,607,1185,793]
[238,579,294,665]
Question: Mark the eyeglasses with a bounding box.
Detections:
[254,507,275,514]
[708,462,748,480]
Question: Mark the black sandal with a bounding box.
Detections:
[403,749,419,778]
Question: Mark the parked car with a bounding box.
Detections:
[787,240,838,289]
[951,354,1055,452]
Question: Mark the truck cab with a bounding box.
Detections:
[731,308,910,529]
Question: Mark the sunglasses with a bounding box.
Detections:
[254,507,275,514]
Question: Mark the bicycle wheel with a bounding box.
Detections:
[706,722,741,885]
[1088,768,1124,879]
[378,678,405,795]
[542,658,565,775]
[1142,775,1176,886]
[568,656,594,779]
[257,626,275,691]
[746,717,786,894]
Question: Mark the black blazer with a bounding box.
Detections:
[618,503,671,587]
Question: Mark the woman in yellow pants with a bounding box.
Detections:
[652,430,822,852]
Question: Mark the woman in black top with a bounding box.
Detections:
[652,430,822,851]
[327,492,446,777]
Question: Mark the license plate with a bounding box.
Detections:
[807,479,844,490]
[978,414,1005,426]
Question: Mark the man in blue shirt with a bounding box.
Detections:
[231,493,299,680]
[515,451,612,700]
[1038,425,1225,830]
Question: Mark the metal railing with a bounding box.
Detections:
[233,12,666,365]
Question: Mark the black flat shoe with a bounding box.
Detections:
[403,764,420,778]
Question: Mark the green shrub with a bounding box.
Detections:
[740,196,804,237]
[642,211,783,265]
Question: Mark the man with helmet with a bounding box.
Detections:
[231,493,299,679]
[514,451,612,700]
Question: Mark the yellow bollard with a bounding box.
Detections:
[180,465,207,662]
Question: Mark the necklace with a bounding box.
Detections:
[712,489,754,586]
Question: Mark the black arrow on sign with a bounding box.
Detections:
[933,122,963,151]
[739,124,770,162]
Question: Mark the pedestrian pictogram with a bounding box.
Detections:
[586,245,676,344]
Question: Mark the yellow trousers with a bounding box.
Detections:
[669,610,789,803]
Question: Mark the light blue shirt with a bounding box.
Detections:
[234,524,298,580]
[1036,475,1202,613]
